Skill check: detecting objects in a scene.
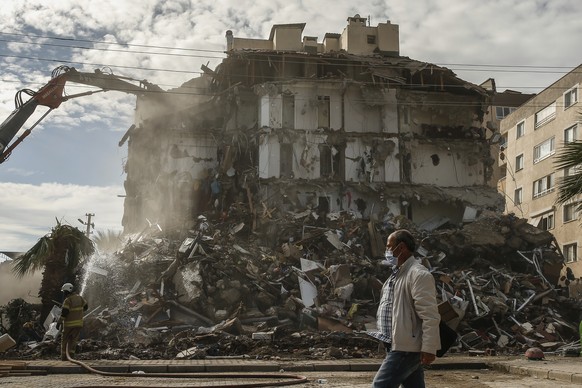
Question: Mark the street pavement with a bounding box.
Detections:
[2,354,581,385]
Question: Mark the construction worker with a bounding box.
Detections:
[57,283,88,361]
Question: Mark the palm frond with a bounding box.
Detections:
[11,236,53,277]
[554,140,582,205]
[11,222,96,277]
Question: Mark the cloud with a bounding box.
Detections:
[0,182,124,251]
[1,0,582,248]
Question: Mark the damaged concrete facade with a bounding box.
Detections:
[500,64,582,278]
[121,15,502,235]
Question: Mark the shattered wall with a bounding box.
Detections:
[123,76,221,232]
[406,140,488,186]
[122,18,502,237]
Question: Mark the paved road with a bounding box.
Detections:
[2,369,581,387]
[2,354,582,387]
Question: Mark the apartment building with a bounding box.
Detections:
[499,64,581,276]
[122,15,502,240]
[480,78,536,188]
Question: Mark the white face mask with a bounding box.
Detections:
[384,249,398,267]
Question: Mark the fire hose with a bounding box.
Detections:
[65,343,308,388]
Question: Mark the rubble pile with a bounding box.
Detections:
[4,211,581,360]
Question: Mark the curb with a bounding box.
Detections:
[12,357,582,384]
[487,360,582,384]
[18,359,490,375]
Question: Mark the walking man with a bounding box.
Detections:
[58,283,88,361]
[368,229,440,387]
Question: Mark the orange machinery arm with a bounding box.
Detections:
[0,65,162,163]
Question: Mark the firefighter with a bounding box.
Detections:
[57,283,88,361]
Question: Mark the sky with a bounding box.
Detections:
[0,0,581,252]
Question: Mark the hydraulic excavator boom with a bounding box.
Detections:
[0,65,162,163]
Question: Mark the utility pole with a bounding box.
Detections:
[78,213,95,237]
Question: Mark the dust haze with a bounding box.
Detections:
[0,261,41,305]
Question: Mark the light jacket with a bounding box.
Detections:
[390,256,441,354]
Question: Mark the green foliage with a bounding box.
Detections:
[12,219,95,278]
[11,219,96,322]
[555,139,582,210]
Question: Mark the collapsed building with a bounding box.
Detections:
[120,15,502,235]
[5,16,581,362]
[4,211,580,360]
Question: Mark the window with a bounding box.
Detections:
[533,173,554,198]
[318,196,330,213]
[499,134,508,150]
[516,121,525,139]
[565,164,582,176]
[367,35,376,44]
[535,102,556,128]
[319,144,340,178]
[317,96,330,129]
[564,124,577,143]
[495,106,516,119]
[514,188,523,205]
[402,106,410,125]
[533,137,555,163]
[538,212,555,231]
[282,94,295,129]
[564,202,580,222]
[515,154,524,171]
[564,243,578,263]
[564,86,578,109]
[280,143,293,177]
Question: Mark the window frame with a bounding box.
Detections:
[564,124,577,143]
[565,163,582,176]
[532,173,555,198]
[516,120,525,139]
[495,106,516,120]
[514,187,523,205]
[564,243,578,263]
[533,136,555,164]
[515,153,524,171]
[564,85,578,109]
[538,212,555,231]
[563,202,580,223]
[534,102,556,129]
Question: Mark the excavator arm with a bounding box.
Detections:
[0,65,162,163]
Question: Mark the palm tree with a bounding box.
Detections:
[92,229,123,253]
[12,219,95,321]
[554,139,582,210]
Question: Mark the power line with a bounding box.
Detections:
[0,31,579,74]
[0,38,225,60]
[0,53,205,75]
[0,31,225,54]
[1,51,578,92]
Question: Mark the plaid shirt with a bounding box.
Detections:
[368,267,400,344]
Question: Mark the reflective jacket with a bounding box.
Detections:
[62,293,87,328]
[390,256,441,354]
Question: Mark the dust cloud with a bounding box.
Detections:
[0,261,41,305]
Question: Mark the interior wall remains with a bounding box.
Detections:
[407,140,486,186]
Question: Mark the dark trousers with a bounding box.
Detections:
[61,326,82,361]
[372,350,425,388]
